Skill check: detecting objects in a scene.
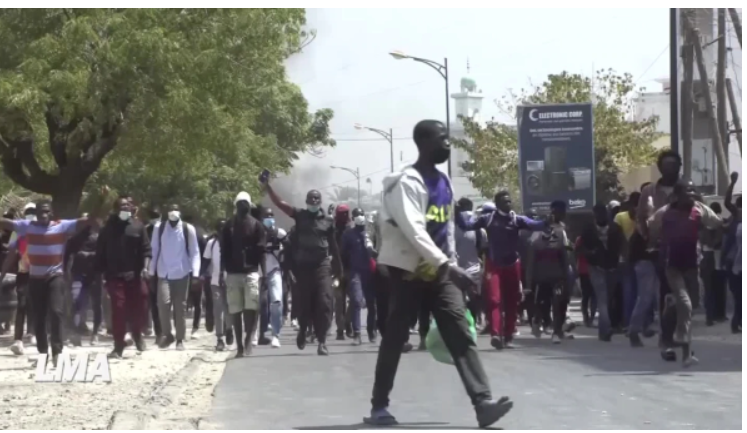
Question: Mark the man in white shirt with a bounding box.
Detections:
[150,204,201,350]
[204,219,234,351]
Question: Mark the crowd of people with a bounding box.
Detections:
[0,119,741,428]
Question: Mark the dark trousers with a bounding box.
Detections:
[189,279,214,332]
[609,282,624,330]
[713,270,728,320]
[29,275,66,355]
[371,266,491,409]
[295,261,333,342]
[106,278,147,351]
[148,276,161,337]
[71,274,102,334]
[532,281,567,335]
[410,297,430,339]
[14,273,34,340]
[260,277,269,336]
[728,272,741,331]
[579,273,596,324]
[529,282,552,329]
[374,267,390,337]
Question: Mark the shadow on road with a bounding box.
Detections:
[294,421,500,430]
[477,323,742,375]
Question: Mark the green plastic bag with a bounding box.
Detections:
[426,310,477,365]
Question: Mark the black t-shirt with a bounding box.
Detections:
[221,215,266,274]
[292,207,333,265]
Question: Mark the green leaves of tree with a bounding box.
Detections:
[453,69,660,207]
[0,9,334,219]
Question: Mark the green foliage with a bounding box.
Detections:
[453,69,660,207]
[0,9,334,219]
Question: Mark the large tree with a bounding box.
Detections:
[0,9,333,218]
[453,69,660,206]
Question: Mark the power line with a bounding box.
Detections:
[634,44,669,87]
[314,79,429,108]
[332,137,410,142]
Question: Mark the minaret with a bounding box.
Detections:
[450,59,484,124]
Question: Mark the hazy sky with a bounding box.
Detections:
[283,8,674,201]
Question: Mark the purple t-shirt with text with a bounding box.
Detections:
[420,170,452,254]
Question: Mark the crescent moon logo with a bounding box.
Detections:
[529,109,539,121]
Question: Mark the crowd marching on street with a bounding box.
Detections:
[0,119,742,428]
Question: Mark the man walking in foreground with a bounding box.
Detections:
[364,119,512,428]
[150,204,201,351]
[96,196,152,358]
[221,192,266,357]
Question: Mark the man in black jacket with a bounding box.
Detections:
[578,203,624,342]
[96,196,152,358]
[64,221,103,346]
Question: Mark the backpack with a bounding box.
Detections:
[154,220,192,274]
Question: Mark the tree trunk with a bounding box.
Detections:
[52,181,85,219]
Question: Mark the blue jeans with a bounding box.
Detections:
[266,271,283,336]
[348,270,373,334]
[588,266,620,338]
[629,261,658,334]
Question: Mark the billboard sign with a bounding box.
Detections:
[517,103,595,212]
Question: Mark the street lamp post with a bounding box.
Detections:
[354,123,394,172]
[330,165,361,207]
[390,50,451,176]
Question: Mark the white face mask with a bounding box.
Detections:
[354,215,366,226]
[119,211,131,221]
[24,214,36,222]
[168,211,181,222]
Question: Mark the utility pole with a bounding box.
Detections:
[683,13,730,183]
[728,8,742,48]
[716,8,729,194]
[726,78,742,154]
[681,13,695,181]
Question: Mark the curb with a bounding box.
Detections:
[108,351,214,430]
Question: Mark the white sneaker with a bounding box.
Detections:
[10,340,24,356]
[251,337,259,347]
[271,336,281,348]
[28,335,37,346]
[552,334,561,344]
[124,333,134,347]
[191,329,201,340]
[291,319,299,330]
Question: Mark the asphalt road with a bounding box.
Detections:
[205,308,742,430]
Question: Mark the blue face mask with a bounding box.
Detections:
[263,218,275,228]
[307,205,320,213]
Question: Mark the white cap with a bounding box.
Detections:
[23,203,36,211]
[234,191,252,205]
[607,200,621,210]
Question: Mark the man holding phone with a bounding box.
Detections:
[260,170,342,356]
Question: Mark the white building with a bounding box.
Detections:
[448,71,488,204]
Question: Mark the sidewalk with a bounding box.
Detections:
[0,331,230,430]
